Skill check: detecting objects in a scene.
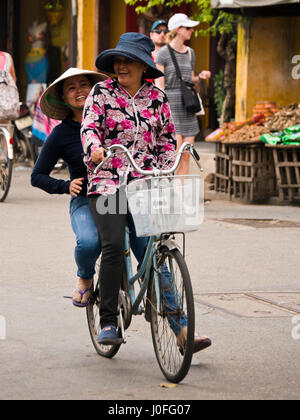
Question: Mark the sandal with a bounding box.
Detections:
[177,327,212,355]
[72,287,92,308]
[193,335,212,353]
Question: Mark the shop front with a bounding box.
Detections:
[207,1,300,204]
[0,0,76,102]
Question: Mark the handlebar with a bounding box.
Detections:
[93,142,203,176]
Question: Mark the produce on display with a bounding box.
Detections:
[252,101,279,119]
[263,104,300,132]
[205,102,300,145]
[261,124,300,146]
[223,124,269,144]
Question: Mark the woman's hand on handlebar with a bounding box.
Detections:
[91,147,106,165]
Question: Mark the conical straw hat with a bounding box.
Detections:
[40,67,107,120]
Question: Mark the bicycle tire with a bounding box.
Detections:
[86,280,122,359]
[150,248,195,383]
[0,131,13,202]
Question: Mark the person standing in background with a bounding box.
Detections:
[0,51,18,135]
[155,14,211,175]
[149,20,169,59]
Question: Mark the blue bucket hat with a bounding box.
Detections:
[95,32,164,80]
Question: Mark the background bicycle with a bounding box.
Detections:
[0,125,13,202]
[12,102,37,165]
[86,142,204,383]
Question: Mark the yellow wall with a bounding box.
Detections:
[109,0,126,49]
[189,3,210,130]
[77,0,126,70]
[77,0,96,70]
[189,4,210,73]
[236,16,300,120]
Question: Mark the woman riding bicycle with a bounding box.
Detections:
[31,68,150,308]
[81,33,211,351]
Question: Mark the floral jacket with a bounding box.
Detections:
[81,77,177,196]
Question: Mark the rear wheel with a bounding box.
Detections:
[0,129,13,202]
[86,259,131,358]
[150,248,195,383]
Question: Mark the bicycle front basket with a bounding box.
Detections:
[126,175,204,237]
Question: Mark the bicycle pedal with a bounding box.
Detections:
[98,337,124,346]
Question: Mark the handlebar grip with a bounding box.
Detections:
[193,148,200,161]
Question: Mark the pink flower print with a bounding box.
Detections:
[100,132,106,143]
[87,122,97,130]
[142,109,152,119]
[106,80,113,89]
[92,105,102,115]
[121,119,133,130]
[117,97,128,108]
[164,142,175,151]
[111,138,121,145]
[112,157,123,169]
[155,111,161,124]
[143,131,152,143]
[149,89,159,101]
[162,103,170,118]
[107,117,116,129]
[166,123,175,133]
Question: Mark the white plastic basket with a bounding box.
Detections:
[126,175,204,237]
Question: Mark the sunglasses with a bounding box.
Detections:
[180,26,193,30]
[153,29,169,35]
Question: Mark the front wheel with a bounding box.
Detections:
[0,130,13,202]
[150,248,195,383]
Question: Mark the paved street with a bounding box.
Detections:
[0,166,300,400]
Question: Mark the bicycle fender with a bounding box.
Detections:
[7,140,13,160]
[160,237,179,251]
[1,127,13,159]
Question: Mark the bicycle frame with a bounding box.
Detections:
[124,229,158,315]
[95,142,202,319]
[87,142,202,381]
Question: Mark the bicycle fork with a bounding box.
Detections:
[119,305,126,344]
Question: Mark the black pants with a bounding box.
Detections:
[89,193,148,328]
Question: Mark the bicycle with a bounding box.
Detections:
[13,103,37,165]
[86,142,203,383]
[0,125,13,202]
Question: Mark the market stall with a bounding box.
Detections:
[206,103,300,203]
